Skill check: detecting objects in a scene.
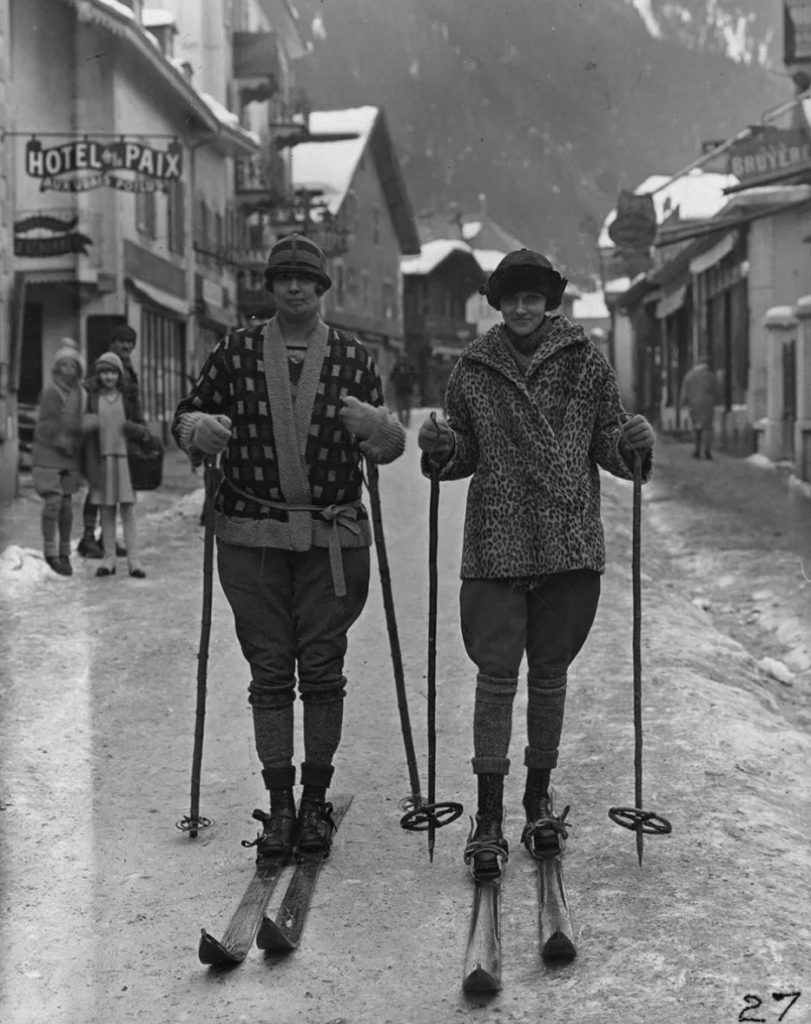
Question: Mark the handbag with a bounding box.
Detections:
[127,430,164,491]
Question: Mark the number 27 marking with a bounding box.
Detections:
[738,992,801,1023]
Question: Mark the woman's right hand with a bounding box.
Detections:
[418,413,455,467]
[191,413,232,455]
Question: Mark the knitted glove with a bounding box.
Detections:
[191,413,232,455]
[620,414,655,455]
[340,396,405,464]
[418,413,455,467]
[338,395,380,440]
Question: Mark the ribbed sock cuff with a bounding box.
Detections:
[261,764,296,790]
[300,761,335,789]
[471,756,510,775]
[523,745,559,770]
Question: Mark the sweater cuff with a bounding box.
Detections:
[359,407,406,464]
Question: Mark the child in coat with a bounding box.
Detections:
[31,338,86,576]
[82,351,150,578]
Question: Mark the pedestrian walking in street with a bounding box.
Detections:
[389,357,417,427]
[172,234,406,860]
[417,248,655,881]
[680,358,719,459]
[82,351,149,579]
[79,323,143,558]
[31,338,86,577]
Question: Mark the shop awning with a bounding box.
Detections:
[688,231,738,275]
[656,284,687,319]
[655,195,811,247]
[126,276,189,318]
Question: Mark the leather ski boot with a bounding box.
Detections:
[521,774,571,860]
[462,773,508,881]
[297,799,337,856]
[244,789,297,861]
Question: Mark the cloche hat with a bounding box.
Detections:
[480,249,567,311]
[263,233,332,292]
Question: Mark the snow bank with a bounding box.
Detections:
[143,487,205,524]
[0,545,69,588]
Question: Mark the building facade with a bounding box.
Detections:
[2,0,264,500]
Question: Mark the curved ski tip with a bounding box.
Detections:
[462,965,502,994]
[256,917,297,953]
[198,929,243,966]
[541,932,577,962]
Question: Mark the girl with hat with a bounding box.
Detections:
[31,338,86,576]
[82,351,150,578]
[417,248,656,880]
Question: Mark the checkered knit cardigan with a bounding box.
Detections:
[172,317,405,553]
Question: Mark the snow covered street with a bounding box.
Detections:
[1,424,809,1024]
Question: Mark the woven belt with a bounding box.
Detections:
[221,475,361,596]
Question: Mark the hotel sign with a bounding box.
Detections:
[784,1,811,64]
[14,213,93,257]
[25,137,183,193]
[728,128,811,186]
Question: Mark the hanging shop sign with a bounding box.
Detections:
[784,1,811,64]
[14,212,93,258]
[25,136,183,193]
[728,127,811,186]
[607,191,657,251]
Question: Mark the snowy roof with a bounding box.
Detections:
[598,169,740,248]
[572,290,610,320]
[401,239,475,275]
[291,107,379,217]
[142,8,176,29]
[471,248,507,273]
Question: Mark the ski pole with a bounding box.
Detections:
[609,449,671,863]
[365,458,424,813]
[426,462,440,862]
[399,418,463,853]
[177,457,217,838]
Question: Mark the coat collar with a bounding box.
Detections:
[462,314,587,386]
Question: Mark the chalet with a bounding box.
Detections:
[289,106,421,387]
[401,239,485,406]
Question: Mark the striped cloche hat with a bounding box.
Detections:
[264,233,332,292]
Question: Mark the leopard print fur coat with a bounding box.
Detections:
[430,314,652,580]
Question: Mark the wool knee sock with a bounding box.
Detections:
[470,673,517,777]
[524,673,567,813]
[299,678,345,800]
[253,703,295,774]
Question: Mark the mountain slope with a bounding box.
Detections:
[293,0,789,281]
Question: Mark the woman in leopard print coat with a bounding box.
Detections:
[418,249,654,880]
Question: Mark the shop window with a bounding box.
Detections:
[139,309,187,442]
[167,180,185,255]
[333,261,345,308]
[136,189,157,239]
[382,279,394,319]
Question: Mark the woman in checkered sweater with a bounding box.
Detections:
[173,235,405,858]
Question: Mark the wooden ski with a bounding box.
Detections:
[461,879,502,992]
[256,794,353,953]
